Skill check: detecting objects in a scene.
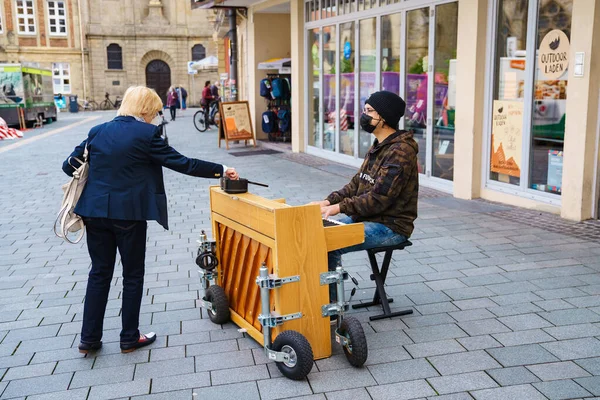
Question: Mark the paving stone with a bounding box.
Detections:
[491,329,556,347]
[186,339,238,356]
[93,350,150,369]
[0,354,33,369]
[256,377,313,400]
[25,387,90,400]
[542,338,600,360]
[3,361,56,381]
[209,328,244,342]
[457,319,511,336]
[490,292,544,306]
[210,365,269,386]
[404,339,466,358]
[0,373,72,398]
[134,357,194,379]
[414,302,460,315]
[497,314,553,331]
[364,330,413,349]
[131,390,192,400]
[533,379,592,400]
[71,364,135,388]
[471,384,547,400]
[526,361,591,381]
[150,372,210,393]
[366,379,436,400]
[428,350,501,375]
[449,309,496,322]
[15,335,74,354]
[167,331,211,347]
[53,357,95,374]
[427,371,498,395]
[87,379,151,400]
[149,345,185,361]
[191,381,260,400]
[543,323,600,340]
[486,366,540,386]
[443,287,496,301]
[308,367,376,393]
[575,376,600,396]
[404,324,468,343]
[402,313,456,328]
[426,394,474,400]
[322,388,371,400]
[575,357,600,375]
[487,303,543,317]
[194,350,255,372]
[539,309,600,326]
[533,299,575,311]
[368,358,439,384]
[457,335,502,351]
[487,344,559,367]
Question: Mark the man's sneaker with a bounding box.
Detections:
[78,341,102,354]
[120,332,157,353]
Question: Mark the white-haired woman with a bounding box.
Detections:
[62,86,238,354]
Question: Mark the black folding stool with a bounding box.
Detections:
[352,241,414,321]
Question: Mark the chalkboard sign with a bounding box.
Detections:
[218,101,256,150]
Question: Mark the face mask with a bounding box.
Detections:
[360,113,381,133]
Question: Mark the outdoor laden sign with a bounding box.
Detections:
[218,101,256,150]
[491,100,523,178]
[538,29,570,80]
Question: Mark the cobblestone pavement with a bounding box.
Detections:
[1,110,600,400]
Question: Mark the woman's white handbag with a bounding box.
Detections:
[54,145,89,244]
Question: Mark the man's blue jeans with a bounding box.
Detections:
[327,215,406,302]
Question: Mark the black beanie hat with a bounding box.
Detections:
[365,91,406,129]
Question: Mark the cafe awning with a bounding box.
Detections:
[257,58,291,74]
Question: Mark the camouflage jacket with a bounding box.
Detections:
[326,130,419,237]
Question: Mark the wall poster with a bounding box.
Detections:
[491,100,523,177]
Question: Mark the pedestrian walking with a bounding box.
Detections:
[176,86,187,117]
[166,86,178,121]
[62,85,240,354]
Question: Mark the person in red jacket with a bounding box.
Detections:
[201,80,214,128]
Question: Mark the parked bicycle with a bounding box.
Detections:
[193,100,220,132]
[77,98,99,112]
[99,92,122,110]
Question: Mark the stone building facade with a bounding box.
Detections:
[0,0,87,98]
[0,0,223,106]
[86,0,225,106]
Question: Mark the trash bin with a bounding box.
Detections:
[69,95,78,113]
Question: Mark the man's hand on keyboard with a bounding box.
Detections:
[309,200,330,208]
[321,204,340,219]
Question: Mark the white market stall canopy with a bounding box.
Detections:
[190,55,218,71]
[258,58,291,74]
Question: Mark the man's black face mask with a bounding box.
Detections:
[360,113,381,133]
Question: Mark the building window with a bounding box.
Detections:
[107,43,123,70]
[52,62,70,94]
[47,1,67,36]
[192,44,206,61]
[488,0,572,196]
[16,0,36,34]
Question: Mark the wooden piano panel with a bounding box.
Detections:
[217,223,274,332]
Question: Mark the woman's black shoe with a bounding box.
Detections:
[120,332,156,353]
[78,341,102,354]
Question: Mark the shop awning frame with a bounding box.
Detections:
[257,58,291,74]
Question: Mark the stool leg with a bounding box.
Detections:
[352,251,392,309]
[369,250,413,321]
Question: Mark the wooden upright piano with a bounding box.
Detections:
[209,186,364,359]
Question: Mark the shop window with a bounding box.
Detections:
[338,21,354,156]
[432,2,458,181]
[488,0,572,196]
[308,28,321,147]
[529,1,572,195]
[52,62,70,94]
[16,0,36,34]
[404,7,429,176]
[107,43,123,70]
[381,14,401,96]
[47,1,67,36]
[192,44,206,61]
[322,25,336,151]
[360,17,377,158]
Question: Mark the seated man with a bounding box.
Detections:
[311,91,419,303]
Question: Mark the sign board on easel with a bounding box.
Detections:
[218,101,256,150]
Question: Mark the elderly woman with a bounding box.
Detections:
[62,86,238,354]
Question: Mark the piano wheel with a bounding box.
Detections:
[337,317,368,367]
[204,285,230,324]
[271,331,314,380]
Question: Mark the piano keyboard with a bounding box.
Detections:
[322,218,345,227]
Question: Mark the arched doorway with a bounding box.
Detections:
[145,60,171,104]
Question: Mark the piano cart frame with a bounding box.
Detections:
[196,187,368,380]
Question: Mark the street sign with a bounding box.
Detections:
[187,61,197,75]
